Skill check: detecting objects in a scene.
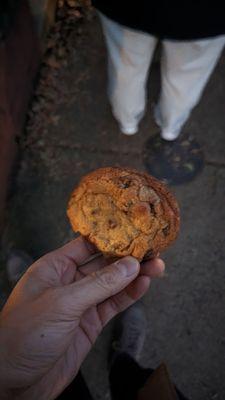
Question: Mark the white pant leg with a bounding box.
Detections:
[99,12,157,134]
[156,36,225,140]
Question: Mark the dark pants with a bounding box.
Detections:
[57,353,188,400]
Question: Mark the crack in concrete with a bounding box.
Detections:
[205,159,225,168]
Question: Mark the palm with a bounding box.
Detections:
[0,237,164,399]
[37,306,102,397]
[26,267,111,398]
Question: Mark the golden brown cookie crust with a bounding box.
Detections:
[67,167,180,261]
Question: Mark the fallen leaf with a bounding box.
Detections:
[191,148,200,154]
[68,9,82,18]
[66,0,77,7]
[58,0,65,7]
[49,115,60,125]
[45,55,61,69]
[184,162,194,172]
[46,38,57,49]
[181,140,190,147]
[57,46,67,57]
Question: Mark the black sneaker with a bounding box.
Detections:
[108,302,147,368]
[6,249,33,287]
[143,132,204,185]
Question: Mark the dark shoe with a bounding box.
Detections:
[109,302,147,368]
[6,249,33,287]
[143,132,204,185]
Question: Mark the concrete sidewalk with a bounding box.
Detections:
[2,14,225,400]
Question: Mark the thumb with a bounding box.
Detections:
[64,257,140,315]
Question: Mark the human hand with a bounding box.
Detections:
[0,237,164,400]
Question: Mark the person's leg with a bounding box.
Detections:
[99,12,157,134]
[108,303,189,400]
[110,354,189,400]
[156,35,225,140]
[109,353,152,400]
[56,372,93,400]
[108,303,150,400]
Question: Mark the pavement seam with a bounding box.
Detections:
[204,159,225,168]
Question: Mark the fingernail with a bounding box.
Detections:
[158,259,165,274]
[116,256,139,277]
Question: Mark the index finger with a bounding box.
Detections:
[58,236,98,266]
[140,257,165,278]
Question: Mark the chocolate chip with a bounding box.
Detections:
[143,249,154,260]
[126,200,133,207]
[91,209,99,215]
[162,225,170,237]
[108,219,117,229]
[118,177,132,189]
[150,203,157,217]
